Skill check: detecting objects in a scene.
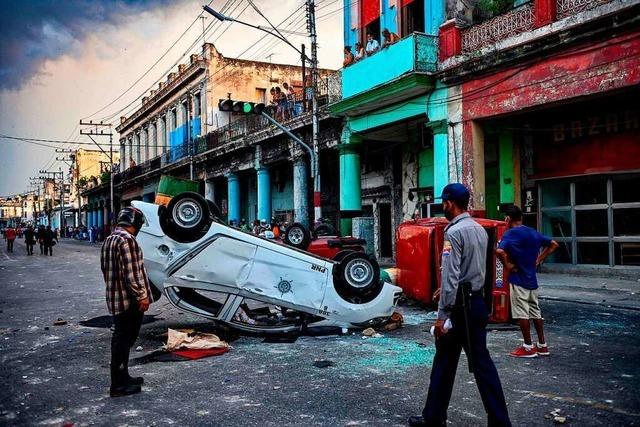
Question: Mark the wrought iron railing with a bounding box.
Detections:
[461,3,535,53]
[556,0,613,19]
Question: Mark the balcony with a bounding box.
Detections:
[439,0,619,62]
[332,32,437,116]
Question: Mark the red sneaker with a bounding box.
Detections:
[509,345,538,358]
[536,344,550,356]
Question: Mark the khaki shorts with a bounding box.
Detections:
[510,284,542,319]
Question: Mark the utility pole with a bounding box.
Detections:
[301,44,306,113]
[79,120,115,229]
[57,149,76,226]
[306,0,322,222]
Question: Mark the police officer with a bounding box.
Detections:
[409,183,511,427]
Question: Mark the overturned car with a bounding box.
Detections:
[132,193,402,334]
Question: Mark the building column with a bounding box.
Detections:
[120,142,126,171]
[293,157,309,227]
[227,172,240,223]
[256,167,271,222]
[205,179,215,203]
[87,207,92,228]
[339,127,363,236]
[97,203,104,231]
[462,121,486,216]
[426,120,449,198]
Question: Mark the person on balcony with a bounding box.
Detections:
[354,42,365,61]
[365,33,380,56]
[269,87,278,116]
[282,82,295,119]
[382,29,400,48]
[343,45,355,66]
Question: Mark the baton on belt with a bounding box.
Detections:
[461,282,474,373]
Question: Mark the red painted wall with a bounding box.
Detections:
[460,32,640,209]
[462,33,640,120]
[361,0,380,27]
[534,132,640,178]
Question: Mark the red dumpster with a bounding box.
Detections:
[396,217,511,323]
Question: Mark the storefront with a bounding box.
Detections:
[483,91,640,267]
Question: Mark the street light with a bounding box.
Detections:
[202,3,322,224]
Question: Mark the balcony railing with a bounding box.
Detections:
[556,0,612,19]
[115,74,340,183]
[461,3,535,53]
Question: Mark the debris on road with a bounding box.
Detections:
[166,328,229,351]
[53,318,67,326]
[135,345,143,351]
[546,408,568,424]
[313,360,335,368]
[362,327,376,337]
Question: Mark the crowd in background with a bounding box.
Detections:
[229,217,287,239]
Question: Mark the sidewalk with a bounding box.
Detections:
[538,273,640,311]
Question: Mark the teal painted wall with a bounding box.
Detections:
[381,0,398,34]
[418,148,434,188]
[427,81,449,197]
[342,35,417,99]
[350,94,429,133]
[425,0,446,35]
[272,171,294,213]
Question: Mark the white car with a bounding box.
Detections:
[132,193,402,334]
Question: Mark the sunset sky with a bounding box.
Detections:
[0,0,343,196]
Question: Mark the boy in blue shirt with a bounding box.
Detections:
[497,205,558,358]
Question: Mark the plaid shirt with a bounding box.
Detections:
[101,227,153,315]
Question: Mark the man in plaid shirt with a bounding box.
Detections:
[101,207,153,397]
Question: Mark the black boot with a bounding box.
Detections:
[110,382,142,397]
[126,374,144,385]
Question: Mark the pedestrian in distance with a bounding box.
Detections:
[36,225,45,255]
[409,183,512,427]
[4,225,16,253]
[24,225,36,255]
[100,207,154,397]
[43,225,57,256]
[496,205,559,358]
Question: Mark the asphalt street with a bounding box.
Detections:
[1,238,639,426]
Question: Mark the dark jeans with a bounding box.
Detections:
[7,239,14,252]
[111,305,144,387]
[423,295,512,427]
[43,244,53,256]
[26,243,34,255]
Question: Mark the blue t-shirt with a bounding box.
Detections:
[498,225,552,290]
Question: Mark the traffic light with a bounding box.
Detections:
[218,99,265,115]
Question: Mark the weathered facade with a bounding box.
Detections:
[331,0,445,262]
[84,43,340,234]
[330,0,640,270]
[437,0,640,269]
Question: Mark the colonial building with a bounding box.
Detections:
[330,0,640,270]
[84,42,340,235]
[331,0,445,262]
[437,0,640,270]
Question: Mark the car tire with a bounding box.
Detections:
[283,222,311,250]
[314,223,336,237]
[159,192,211,243]
[332,249,355,263]
[333,252,382,304]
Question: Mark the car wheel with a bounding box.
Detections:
[332,249,354,263]
[206,200,222,219]
[283,222,311,250]
[159,192,211,243]
[333,252,382,304]
[314,223,336,237]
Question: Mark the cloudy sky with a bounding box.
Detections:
[0,0,343,196]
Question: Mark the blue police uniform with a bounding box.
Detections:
[420,184,511,427]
